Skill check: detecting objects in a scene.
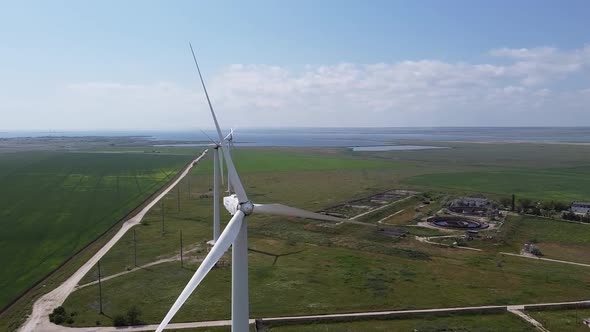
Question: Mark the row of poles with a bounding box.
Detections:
[98,146,228,315]
[97,174,191,315]
[96,228,185,315]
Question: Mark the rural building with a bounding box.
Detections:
[448,197,497,216]
[571,202,590,215]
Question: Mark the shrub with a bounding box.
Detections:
[126,305,142,325]
[456,238,467,246]
[112,314,127,327]
[49,313,65,324]
[530,247,543,256]
[53,306,66,315]
[49,306,71,325]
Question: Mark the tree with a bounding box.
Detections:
[518,198,533,211]
[554,201,569,211]
[499,197,512,209]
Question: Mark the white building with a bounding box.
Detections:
[571,202,590,215]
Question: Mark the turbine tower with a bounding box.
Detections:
[224,128,235,193]
[155,44,348,332]
[209,141,223,244]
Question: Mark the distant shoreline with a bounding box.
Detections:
[3,127,590,146]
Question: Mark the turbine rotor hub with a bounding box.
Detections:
[239,201,254,215]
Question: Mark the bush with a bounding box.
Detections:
[49,313,65,324]
[531,247,543,256]
[113,314,127,327]
[53,306,66,315]
[455,238,467,246]
[49,306,72,325]
[126,305,142,325]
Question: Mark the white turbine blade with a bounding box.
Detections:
[189,44,248,203]
[156,211,245,332]
[253,203,347,223]
[224,128,234,141]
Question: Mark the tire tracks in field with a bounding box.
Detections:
[19,151,207,332]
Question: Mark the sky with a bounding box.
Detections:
[1,0,589,131]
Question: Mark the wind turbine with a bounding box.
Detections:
[155,44,348,332]
[208,140,223,244]
[200,129,225,244]
[224,128,235,193]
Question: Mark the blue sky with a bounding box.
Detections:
[1,0,589,130]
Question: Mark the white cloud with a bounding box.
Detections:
[2,45,590,130]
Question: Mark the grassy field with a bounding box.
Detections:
[464,215,590,264]
[7,141,590,331]
[404,167,590,202]
[264,313,535,331]
[0,151,191,309]
[60,148,590,327]
[63,241,590,326]
[528,308,590,332]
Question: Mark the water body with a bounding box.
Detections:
[352,145,448,152]
[3,127,590,147]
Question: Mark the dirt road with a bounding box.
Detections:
[19,151,207,332]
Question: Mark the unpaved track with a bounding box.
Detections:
[501,252,590,268]
[19,151,207,332]
[508,308,550,332]
[75,247,203,291]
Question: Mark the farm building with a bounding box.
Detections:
[448,197,497,216]
[571,202,590,215]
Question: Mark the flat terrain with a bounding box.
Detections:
[528,308,590,332]
[405,167,590,201]
[59,144,590,329]
[6,139,590,331]
[464,215,590,264]
[264,313,535,331]
[0,150,190,309]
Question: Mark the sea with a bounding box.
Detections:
[2,127,590,148]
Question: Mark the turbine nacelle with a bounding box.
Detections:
[156,44,351,332]
[224,194,254,216]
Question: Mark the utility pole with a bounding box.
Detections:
[161,200,165,235]
[180,230,184,268]
[177,186,181,212]
[133,229,137,267]
[187,176,191,200]
[97,260,103,314]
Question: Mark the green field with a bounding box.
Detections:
[264,313,535,331]
[528,308,590,331]
[59,147,590,328]
[0,151,190,309]
[404,167,590,202]
[6,140,590,331]
[480,215,590,264]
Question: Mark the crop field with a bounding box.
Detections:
[0,151,191,309]
[404,166,590,202]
